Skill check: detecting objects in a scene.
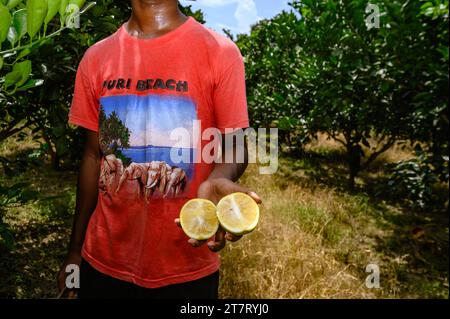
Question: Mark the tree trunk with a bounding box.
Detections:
[346,143,362,190]
[44,135,60,171]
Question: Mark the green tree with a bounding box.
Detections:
[0,0,95,143]
[295,0,448,187]
[0,0,95,94]
[238,0,448,188]
[99,106,131,155]
[179,2,205,24]
[235,12,312,151]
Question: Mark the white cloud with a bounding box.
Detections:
[234,0,259,33]
[193,0,261,34]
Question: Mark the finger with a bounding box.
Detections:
[231,184,262,204]
[197,180,212,199]
[179,220,207,247]
[188,238,206,247]
[225,232,242,242]
[246,191,262,204]
[208,229,226,252]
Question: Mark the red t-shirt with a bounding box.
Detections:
[68,16,249,288]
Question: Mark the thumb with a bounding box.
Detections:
[246,190,262,204]
[231,184,262,204]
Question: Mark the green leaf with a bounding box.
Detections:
[16,46,31,59]
[13,9,27,42]
[16,78,43,91]
[44,0,61,25]
[58,0,69,25]
[4,69,22,89]
[5,10,25,46]
[0,55,3,70]
[16,59,31,87]
[344,84,353,91]
[6,24,17,45]
[69,0,85,9]
[26,0,48,40]
[6,0,23,9]
[3,59,31,89]
[437,45,449,61]
[0,4,12,45]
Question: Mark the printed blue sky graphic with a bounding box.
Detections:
[100,95,197,148]
[100,94,197,178]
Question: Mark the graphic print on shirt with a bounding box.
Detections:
[98,94,197,203]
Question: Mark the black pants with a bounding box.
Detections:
[78,259,219,299]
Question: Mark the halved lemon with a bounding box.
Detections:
[179,199,219,240]
[216,192,260,236]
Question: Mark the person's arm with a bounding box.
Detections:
[206,132,248,182]
[175,131,262,252]
[174,40,257,251]
[57,129,101,294]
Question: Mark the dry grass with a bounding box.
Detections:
[305,132,414,165]
[0,129,37,158]
[219,164,377,299]
[304,132,344,153]
[220,159,449,299]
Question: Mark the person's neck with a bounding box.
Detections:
[127,0,187,39]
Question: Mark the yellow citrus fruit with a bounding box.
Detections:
[179,199,219,240]
[216,192,260,236]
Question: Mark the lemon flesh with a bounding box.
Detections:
[216,192,260,236]
[179,199,219,240]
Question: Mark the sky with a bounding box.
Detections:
[179,0,295,35]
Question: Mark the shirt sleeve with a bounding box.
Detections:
[68,50,99,132]
[213,42,249,133]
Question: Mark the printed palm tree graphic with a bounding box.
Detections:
[99,105,131,156]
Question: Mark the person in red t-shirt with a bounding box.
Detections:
[57,0,261,299]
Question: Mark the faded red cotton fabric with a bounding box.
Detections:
[68,16,249,288]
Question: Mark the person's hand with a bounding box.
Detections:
[174,178,262,252]
[57,251,81,299]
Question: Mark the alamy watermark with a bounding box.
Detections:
[64,2,97,29]
[65,264,80,289]
[365,263,381,289]
[169,121,279,175]
[65,4,81,29]
[365,3,381,30]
